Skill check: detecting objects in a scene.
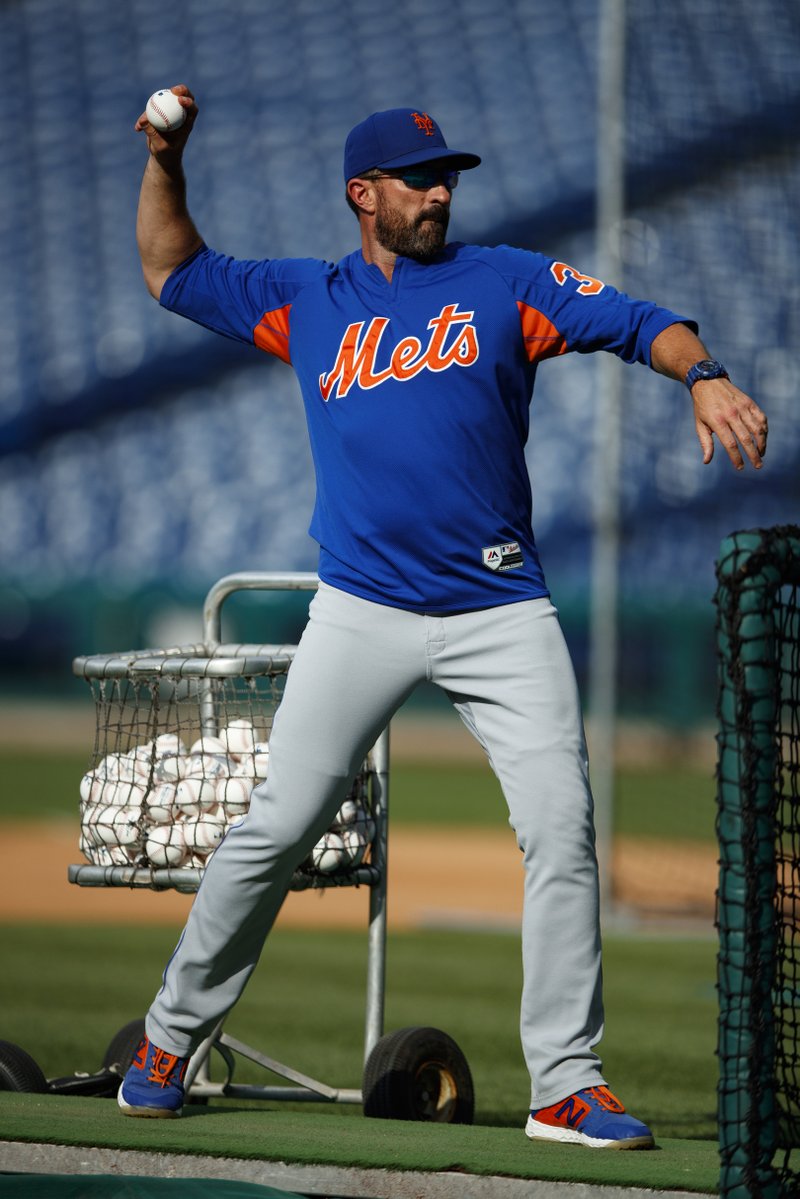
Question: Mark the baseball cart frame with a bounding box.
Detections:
[47,571,474,1122]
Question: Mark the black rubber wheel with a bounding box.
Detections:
[101,1018,146,1074]
[0,1041,48,1093]
[362,1026,474,1123]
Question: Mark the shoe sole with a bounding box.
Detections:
[117,1086,182,1119]
[525,1116,654,1150]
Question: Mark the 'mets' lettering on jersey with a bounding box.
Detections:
[319,303,479,401]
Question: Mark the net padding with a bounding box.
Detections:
[715,525,800,1198]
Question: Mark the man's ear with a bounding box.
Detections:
[347,177,378,217]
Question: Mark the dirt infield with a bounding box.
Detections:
[0,822,716,930]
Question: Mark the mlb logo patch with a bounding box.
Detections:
[482,542,524,572]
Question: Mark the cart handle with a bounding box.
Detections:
[203,572,319,650]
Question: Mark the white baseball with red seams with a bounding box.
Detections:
[145,90,186,133]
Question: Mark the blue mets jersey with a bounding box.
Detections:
[160,242,693,613]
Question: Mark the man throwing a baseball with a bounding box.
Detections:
[119,86,767,1148]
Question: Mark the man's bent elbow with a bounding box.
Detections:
[141,264,170,302]
[140,237,203,301]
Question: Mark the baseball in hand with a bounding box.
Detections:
[146,89,186,133]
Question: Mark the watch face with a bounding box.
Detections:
[686,359,728,388]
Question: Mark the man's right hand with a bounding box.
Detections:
[134,85,203,300]
[135,85,198,162]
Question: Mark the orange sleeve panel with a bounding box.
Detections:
[516,301,568,363]
[254,304,292,363]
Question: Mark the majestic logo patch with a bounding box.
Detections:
[412,111,436,136]
[319,305,479,401]
[482,542,524,572]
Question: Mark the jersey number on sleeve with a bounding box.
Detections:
[549,262,605,296]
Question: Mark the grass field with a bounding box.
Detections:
[0,748,717,842]
[0,745,722,1194]
[0,923,718,1140]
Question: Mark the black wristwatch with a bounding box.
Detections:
[684,359,729,391]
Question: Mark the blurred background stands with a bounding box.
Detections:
[0,0,797,727]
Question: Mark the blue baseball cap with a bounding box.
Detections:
[344,108,481,181]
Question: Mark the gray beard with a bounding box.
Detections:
[374,199,449,262]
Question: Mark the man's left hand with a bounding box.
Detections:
[692,378,768,471]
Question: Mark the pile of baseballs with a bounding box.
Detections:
[79,720,265,870]
[304,795,376,875]
[79,719,374,876]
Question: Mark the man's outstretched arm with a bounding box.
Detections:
[134,85,204,301]
[650,322,768,472]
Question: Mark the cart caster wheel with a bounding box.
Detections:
[362,1026,474,1123]
[101,1018,147,1074]
[0,1040,48,1093]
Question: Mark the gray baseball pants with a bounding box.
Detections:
[147,582,606,1109]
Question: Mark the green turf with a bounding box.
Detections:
[0,1176,297,1199]
[0,750,90,823]
[0,750,717,842]
[0,924,718,1140]
[0,1094,719,1194]
[390,761,716,841]
[614,765,716,843]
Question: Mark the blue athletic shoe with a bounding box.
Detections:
[525,1085,654,1149]
[117,1034,188,1118]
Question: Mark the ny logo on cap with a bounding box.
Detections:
[412,112,436,136]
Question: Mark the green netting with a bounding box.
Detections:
[715,525,800,1198]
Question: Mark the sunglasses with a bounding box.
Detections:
[371,168,460,191]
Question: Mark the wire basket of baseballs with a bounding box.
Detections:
[78,718,375,880]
